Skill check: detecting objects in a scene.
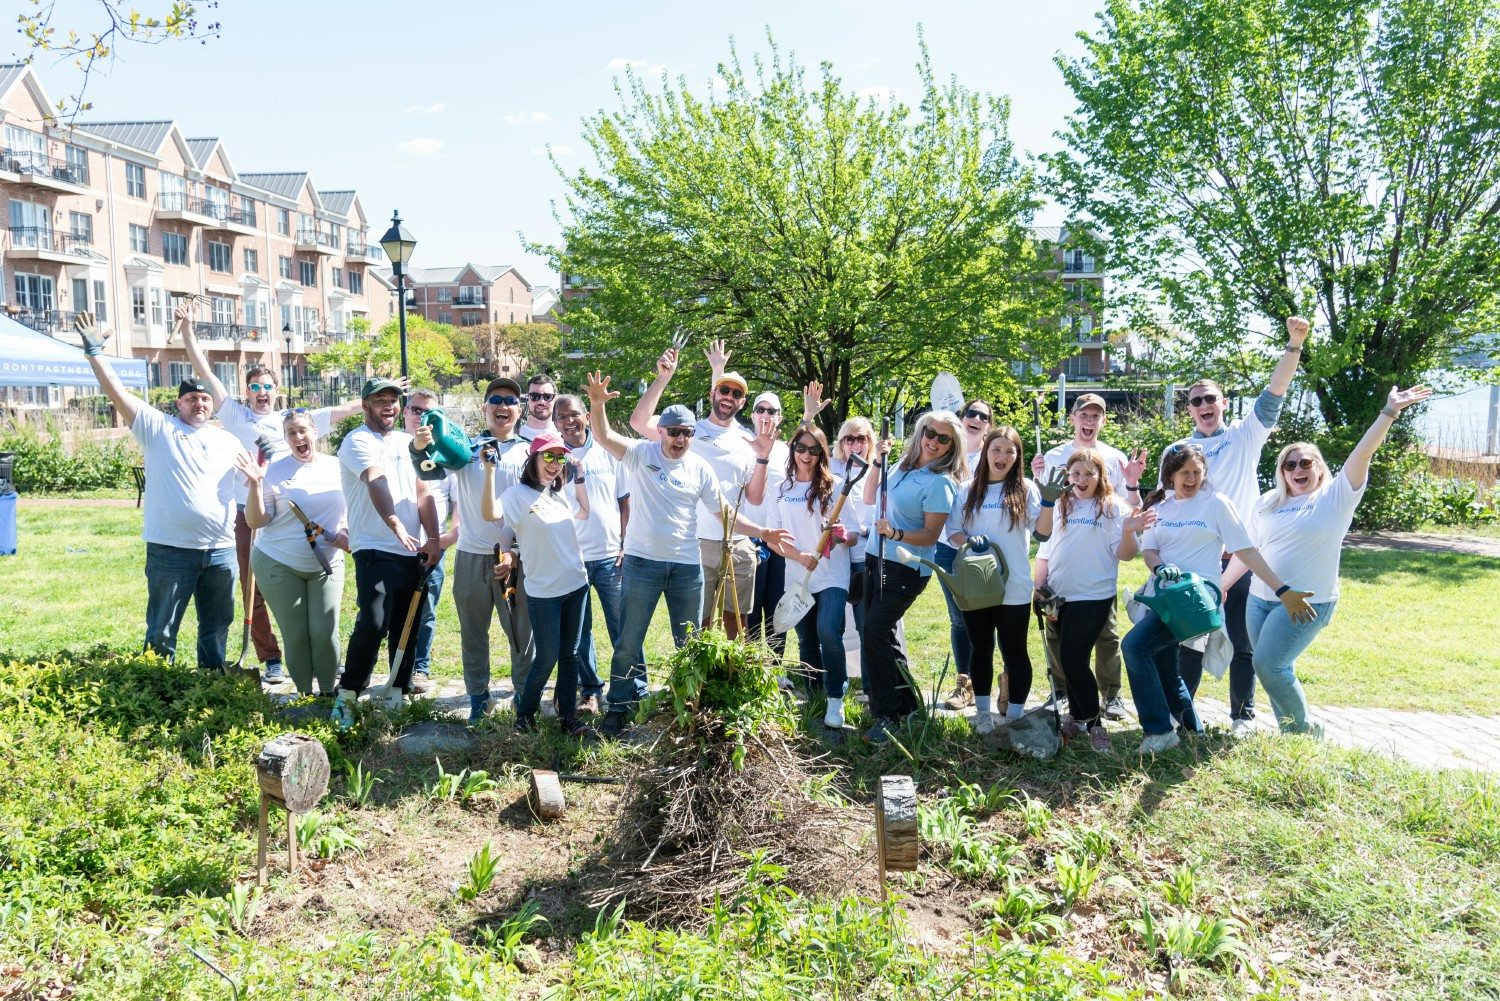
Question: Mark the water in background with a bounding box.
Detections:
[1419,383,1497,452]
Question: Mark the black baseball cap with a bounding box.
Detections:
[178,379,211,397]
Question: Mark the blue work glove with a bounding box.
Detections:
[73,311,109,356]
[967,535,991,553]
[1154,563,1183,582]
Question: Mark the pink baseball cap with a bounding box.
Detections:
[528,431,571,456]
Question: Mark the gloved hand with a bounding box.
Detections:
[820,524,849,558]
[74,311,109,356]
[1153,563,1183,582]
[1040,467,1069,504]
[966,535,991,553]
[1279,588,1318,625]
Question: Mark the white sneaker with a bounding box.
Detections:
[1231,718,1254,739]
[1139,731,1181,754]
[1305,720,1325,741]
[972,710,995,735]
[824,697,845,729]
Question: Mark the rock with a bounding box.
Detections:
[983,707,1061,760]
[393,721,477,758]
[273,702,330,727]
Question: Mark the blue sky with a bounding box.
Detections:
[27,0,1104,290]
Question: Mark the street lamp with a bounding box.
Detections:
[282,322,293,388]
[378,210,417,378]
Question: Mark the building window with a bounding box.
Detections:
[281,303,293,334]
[131,287,146,325]
[150,288,163,326]
[72,277,89,314]
[158,171,186,211]
[211,296,234,326]
[244,248,258,273]
[437,312,451,325]
[348,271,363,295]
[299,260,317,287]
[64,144,89,184]
[162,231,189,266]
[125,162,146,198]
[245,299,260,330]
[276,208,290,235]
[278,256,292,278]
[508,287,514,303]
[239,195,257,227]
[303,306,319,335]
[68,211,93,243]
[331,267,343,289]
[329,224,341,249]
[437,287,451,303]
[129,224,149,254]
[207,240,231,273]
[214,362,237,387]
[93,280,107,322]
[168,361,194,386]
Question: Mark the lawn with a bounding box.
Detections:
[5,502,1497,715]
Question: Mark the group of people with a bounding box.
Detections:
[76,307,1429,749]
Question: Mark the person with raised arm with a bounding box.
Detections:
[73,311,248,672]
[587,372,791,738]
[401,387,458,694]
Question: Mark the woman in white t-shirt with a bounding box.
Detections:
[1033,449,1155,751]
[768,426,857,728]
[1226,385,1432,736]
[237,411,349,697]
[1124,443,1315,753]
[944,426,1065,733]
[490,433,592,737]
[832,416,875,629]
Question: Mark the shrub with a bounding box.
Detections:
[326,413,364,452]
[0,420,139,492]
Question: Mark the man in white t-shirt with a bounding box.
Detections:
[75,312,248,672]
[1029,393,1145,720]
[555,393,630,716]
[588,373,790,738]
[1173,316,1309,732]
[517,373,558,442]
[331,377,441,727]
[401,387,459,694]
[178,300,373,683]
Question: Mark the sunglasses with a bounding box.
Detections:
[841,433,869,444]
[281,407,308,417]
[487,395,520,407]
[715,385,745,399]
[537,451,568,463]
[405,404,431,416]
[247,382,275,392]
[963,409,991,422]
[1168,442,1205,455]
[922,427,954,446]
[753,405,781,416]
[664,427,695,439]
[1188,393,1221,408]
[528,391,555,402]
[1282,457,1316,471]
[792,441,823,455]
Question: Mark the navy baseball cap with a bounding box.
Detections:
[659,404,696,428]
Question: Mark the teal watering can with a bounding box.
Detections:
[1135,573,1223,642]
[413,408,472,481]
[899,537,1008,612]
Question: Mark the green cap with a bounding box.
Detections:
[361,377,402,398]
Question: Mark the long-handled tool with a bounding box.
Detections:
[226,552,261,681]
[876,417,891,599]
[497,542,519,654]
[773,456,869,633]
[286,500,334,576]
[367,562,433,711]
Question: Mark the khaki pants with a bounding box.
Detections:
[1045,598,1122,700]
[699,536,757,620]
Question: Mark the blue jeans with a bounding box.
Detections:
[1122,609,1202,736]
[578,557,624,698]
[144,543,237,670]
[794,586,849,698]
[935,543,972,678]
[1245,595,1336,733]
[517,584,589,722]
[413,551,446,676]
[1178,560,1255,719]
[608,556,702,713]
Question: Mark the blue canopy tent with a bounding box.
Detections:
[0,313,148,389]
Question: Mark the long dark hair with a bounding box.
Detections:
[781,425,834,515]
[519,451,564,494]
[1141,443,1208,511]
[962,426,1028,531]
[1057,448,1119,528]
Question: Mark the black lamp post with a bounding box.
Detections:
[378,210,417,378]
[282,322,293,387]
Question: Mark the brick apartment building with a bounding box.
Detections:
[0,63,384,405]
[367,263,534,329]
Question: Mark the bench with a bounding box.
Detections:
[131,465,145,508]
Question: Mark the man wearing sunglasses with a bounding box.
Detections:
[447,377,534,722]
[1171,315,1310,734]
[518,374,559,442]
[177,301,383,684]
[400,388,458,694]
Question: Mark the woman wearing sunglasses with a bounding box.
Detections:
[933,398,995,708]
[489,433,593,737]
[832,416,876,629]
[1222,385,1431,735]
[859,410,970,743]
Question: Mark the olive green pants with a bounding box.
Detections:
[249,547,344,694]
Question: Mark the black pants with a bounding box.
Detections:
[959,603,1032,701]
[1057,597,1114,725]
[860,559,929,720]
[749,545,787,655]
[342,549,429,694]
[1178,562,1255,720]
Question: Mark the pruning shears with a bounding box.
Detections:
[287,500,335,576]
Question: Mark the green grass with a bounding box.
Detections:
[4,504,1498,713]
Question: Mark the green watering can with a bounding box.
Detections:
[1136,573,1223,642]
[412,408,472,481]
[899,537,1009,612]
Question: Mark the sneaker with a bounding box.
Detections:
[329,693,356,731]
[942,675,974,710]
[262,659,286,684]
[1305,720,1325,741]
[515,714,536,733]
[1101,696,1127,721]
[598,710,629,739]
[576,694,601,716]
[972,710,995,736]
[561,716,593,739]
[467,694,490,725]
[824,697,845,729]
[1043,690,1068,710]
[1231,718,1255,739]
[1139,731,1181,754]
[410,670,433,695]
[865,718,895,745]
[1089,726,1113,753]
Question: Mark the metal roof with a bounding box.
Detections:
[0,64,28,101]
[239,172,308,200]
[1032,226,1067,244]
[73,120,176,154]
[319,190,356,215]
[184,137,220,169]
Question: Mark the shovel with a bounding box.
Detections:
[773,457,869,633]
[366,562,433,711]
[225,552,261,681]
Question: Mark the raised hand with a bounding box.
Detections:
[1386,384,1432,415]
[704,338,730,372]
[1279,588,1318,624]
[657,347,679,380]
[1123,506,1158,534]
[1123,448,1148,486]
[232,450,265,483]
[73,311,109,356]
[1030,453,1046,478]
[1040,467,1070,503]
[751,420,777,460]
[802,380,832,421]
[174,299,195,330]
[585,371,619,404]
[1286,315,1310,348]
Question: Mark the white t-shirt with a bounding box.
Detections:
[619,440,722,565]
[1037,496,1128,601]
[339,425,422,556]
[831,458,873,556]
[253,454,346,573]
[1042,439,1130,497]
[942,480,1042,605]
[1139,489,1252,592]
[1248,472,1365,603]
[1173,412,1274,521]
[517,421,553,442]
[767,475,851,594]
[499,483,587,599]
[570,434,629,562]
[131,407,240,549]
[691,418,756,541]
[451,437,528,555]
[739,439,790,534]
[217,400,333,505]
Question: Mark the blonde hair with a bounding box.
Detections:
[833,416,875,463]
[1260,441,1331,512]
[895,410,969,480]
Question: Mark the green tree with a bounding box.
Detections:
[1048,0,1500,427]
[370,315,459,388]
[541,34,1067,437]
[497,322,563,374]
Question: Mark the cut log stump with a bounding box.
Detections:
[875,774,919,884]
[256,733,330,813]
[530,769,565,820]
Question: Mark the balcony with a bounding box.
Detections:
[157,192,217,226]
[7,227,98,264]
[454,292,486,308]
[0,148,89,192]
[295,229,339,255]
[6,307,78,334]
[194,321,269,344]
[344,241,385,265]
[204,203,261,237]
[1061,256,1098,276]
